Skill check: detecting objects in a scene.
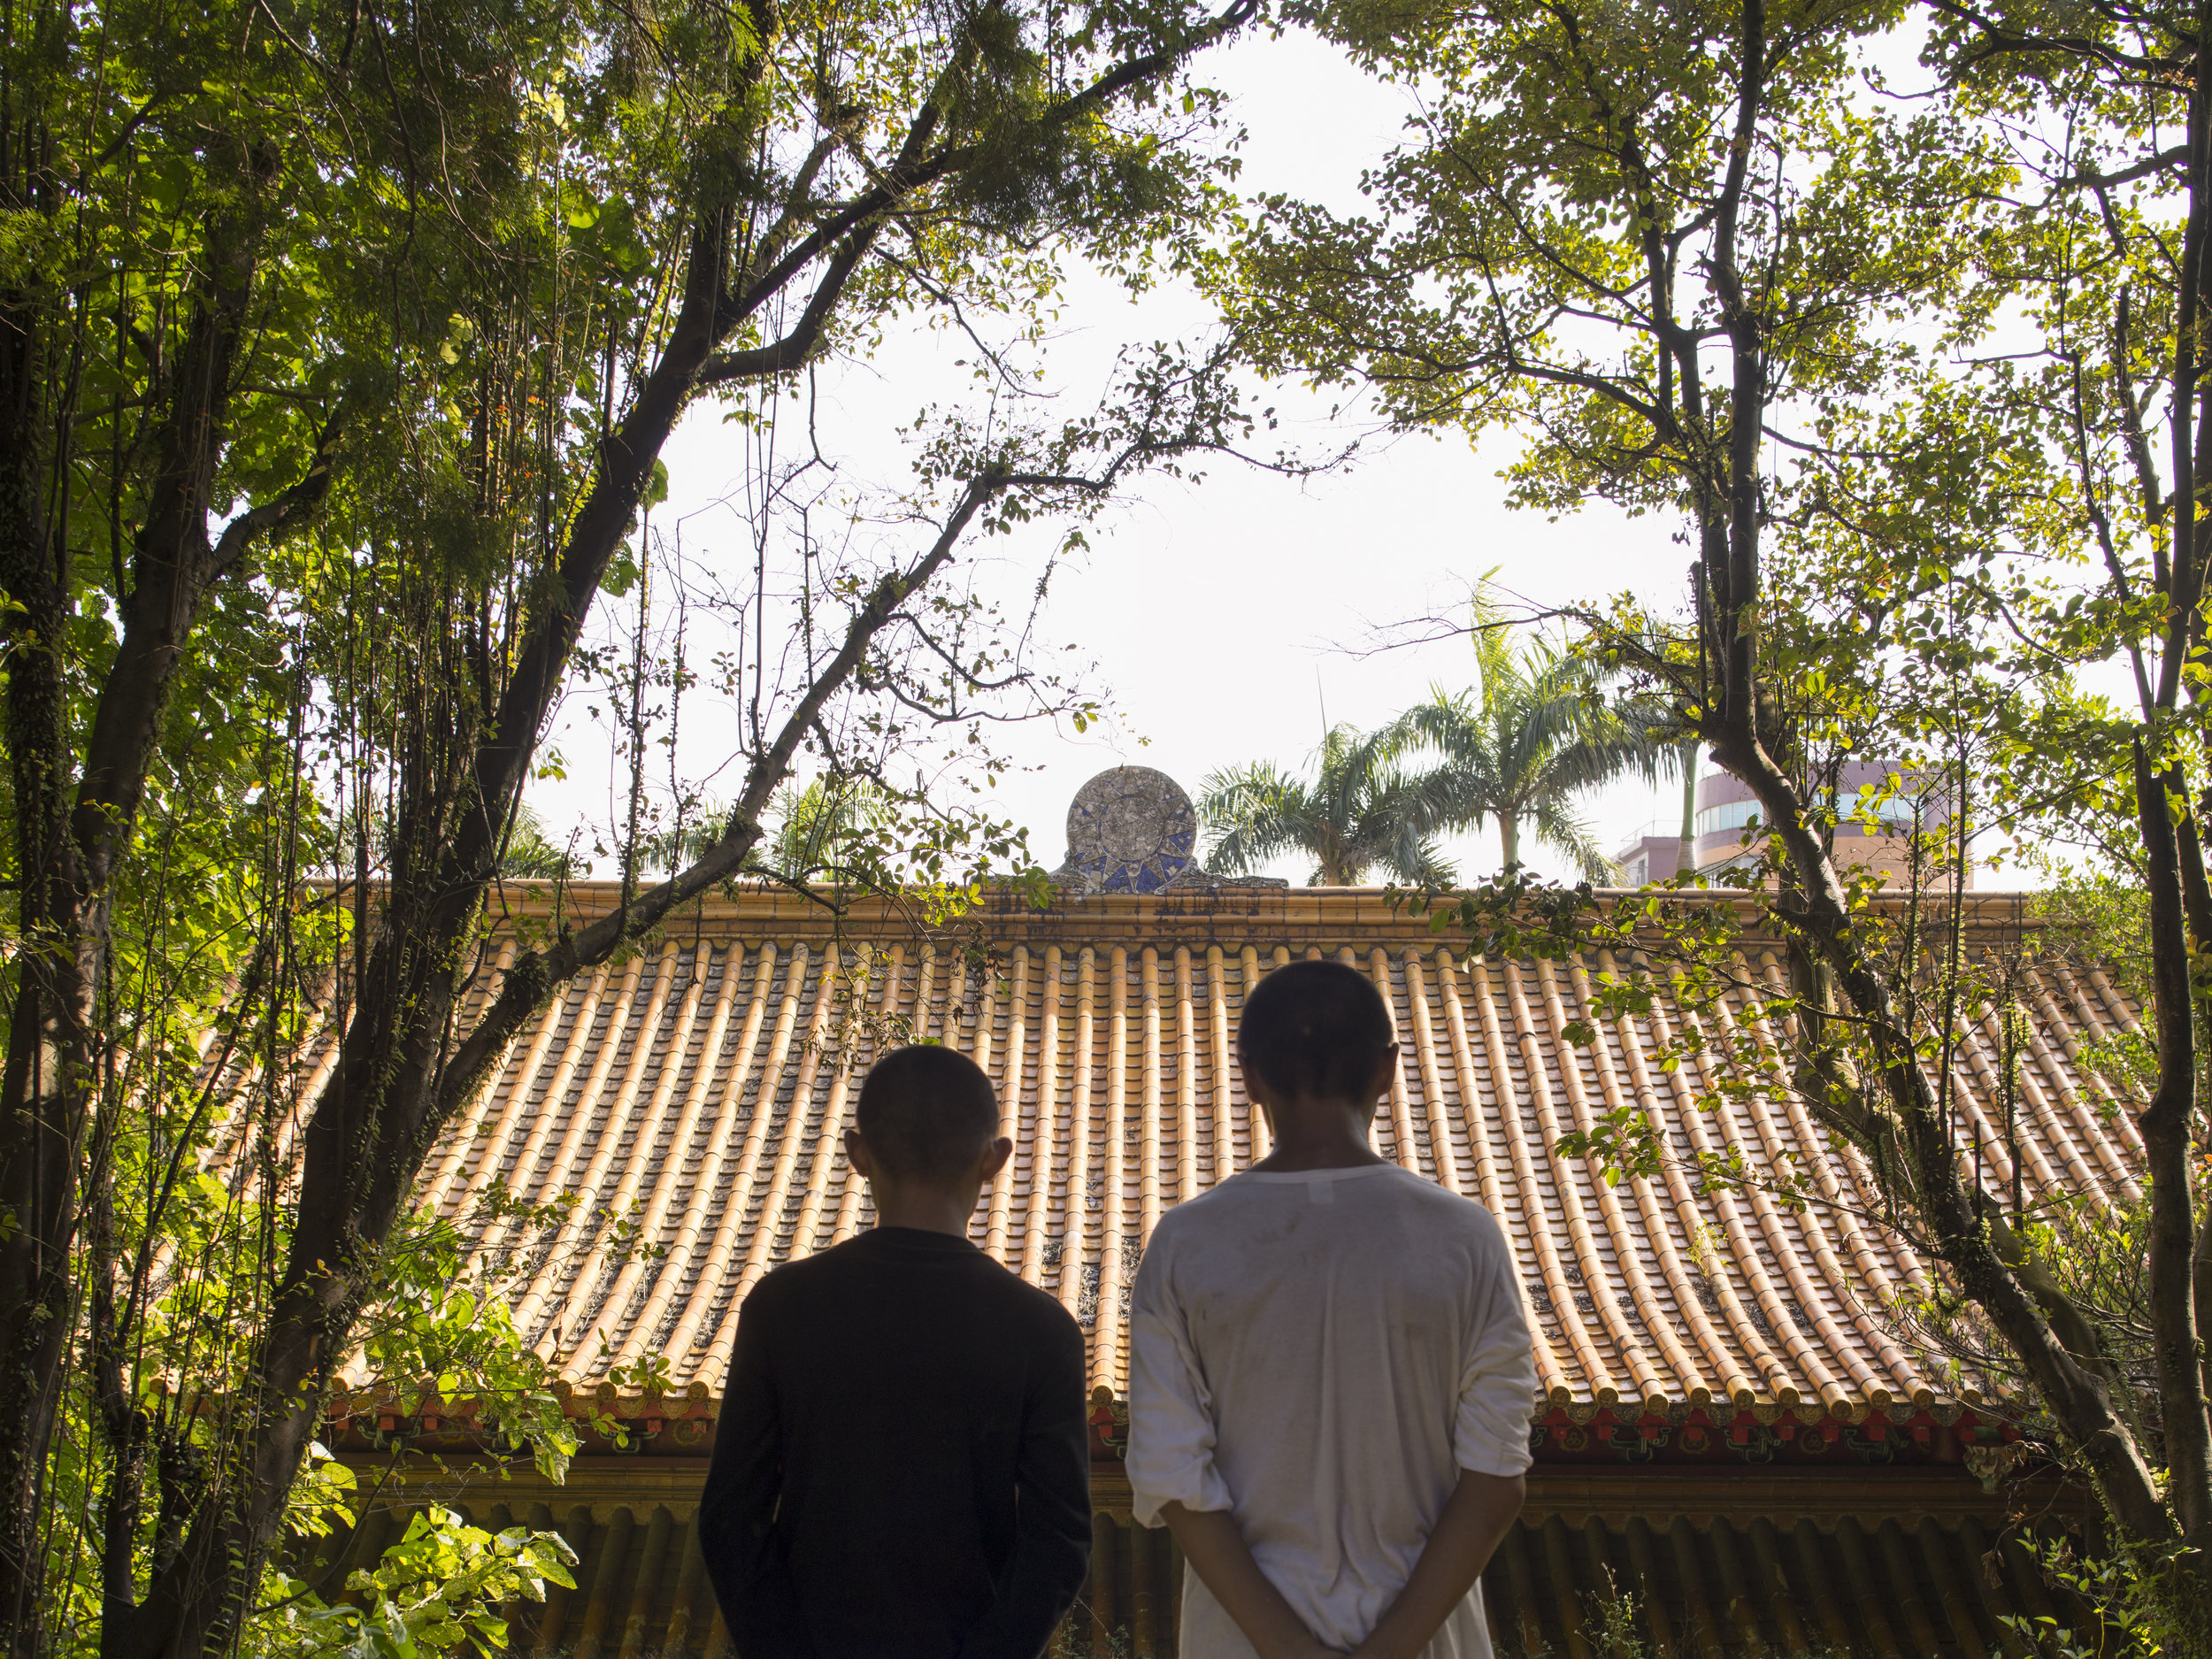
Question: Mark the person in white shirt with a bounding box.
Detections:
[1125,959,1535,1659]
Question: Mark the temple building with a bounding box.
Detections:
[294,768,2127,1656]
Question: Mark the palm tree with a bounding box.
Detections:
[1389,594,1665,880]
[1200,724,1457,887]
[1619,698,1705,879]
[1670,737,1701,874]
[763,776,894,879]
[499,803,580,878]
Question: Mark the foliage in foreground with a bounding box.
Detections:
[255,1505,575,1659]
[0,0,1268,1653]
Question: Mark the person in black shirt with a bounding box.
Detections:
[700,1043,1092,1659]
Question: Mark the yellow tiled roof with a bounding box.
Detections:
[256,885,2137,1417]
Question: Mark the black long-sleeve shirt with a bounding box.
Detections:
[700,1227,1092,1659]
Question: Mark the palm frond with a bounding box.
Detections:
[1372,814,1457,889]
[1467,580,1520,708]
[1395,579,1675,877]
[1199,762,1322,874]
[1537,731,1665,796]
[1529,796,1615,882]
[1381,694,1502,832]
[1201,723,1455,887]
[1316,723,1403,811]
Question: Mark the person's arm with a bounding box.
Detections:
[1342,1214,1537,1659]
[1126,1233,1338,1657]
[1157,1503,1345,1659]
[954,1309,1093,1659]
[697,1294,816,1659]
[1346,1471,1525,1659]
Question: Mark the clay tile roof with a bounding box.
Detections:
[242,884,2136,1415]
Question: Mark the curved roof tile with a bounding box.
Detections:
[227,887,2130,1417]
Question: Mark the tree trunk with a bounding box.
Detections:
[0,166,283,1659]
[1709,723,2179,1545]
[0,283,80,1659]
[2129,1,2212,1552]
[1677,742,1699,876]
[1500,812,1520,871]
[2134,752,2212,1548]
[4,7,1260,1650]
[114,461,1115,1659]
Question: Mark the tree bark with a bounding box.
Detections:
[0,242,78,1659]
[1710,723,2178,1545]
[2131,747,2212,1547]
[107,76,1253,1653]
[1677,743,1699,876]
[107,460,1037,1659]
[26,6,1260,1652]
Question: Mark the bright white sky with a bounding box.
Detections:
[531,24,2054,890]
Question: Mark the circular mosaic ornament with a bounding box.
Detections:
[1063,766,1199,894]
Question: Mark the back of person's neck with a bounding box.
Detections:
[1251,1144,1389,1172]
[868,1185,981,1237]
[1250,1103,1388,1173]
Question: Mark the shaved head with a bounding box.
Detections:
[855,1044,1000,1185]
[1238,959,1396,1102]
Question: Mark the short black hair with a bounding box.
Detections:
[854,1044,1000,1184]
[1237,959,1397,1101]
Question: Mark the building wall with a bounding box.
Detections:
[1692,764,1972,889]
[307,1464,2093,1659]
[1613,834,1693,887]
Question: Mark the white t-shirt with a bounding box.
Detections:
[1125,1163,1536,1659]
